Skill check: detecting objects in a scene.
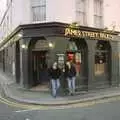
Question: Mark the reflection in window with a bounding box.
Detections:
[75,52,81,76]
[67,41,78,51]
[95,41,110,75]
[67,40,88,77]
[95,52,106,75]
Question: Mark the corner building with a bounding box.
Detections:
[0,0,120,92]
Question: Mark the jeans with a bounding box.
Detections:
[67,77,76,94]
[51,79,60,97]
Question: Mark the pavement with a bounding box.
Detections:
[0,70,120,106]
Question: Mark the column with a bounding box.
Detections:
[110,41,120,87]
[20,38,31,88]
[86,39,97,90]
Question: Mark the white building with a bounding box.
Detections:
[0,0,120,89]
[0,0,105,40]
[104,0,120,31]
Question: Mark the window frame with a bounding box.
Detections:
[76,0,87,25]
[31,0,46,22]
[94,0,103,28]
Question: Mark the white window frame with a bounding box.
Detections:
[31,0,46,22]
[76,0,87,25]
[94,0,103,28]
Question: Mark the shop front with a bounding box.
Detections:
[0,22,120,92]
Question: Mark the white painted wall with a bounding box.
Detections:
[21,0,31,24]
[0,0,31,39]
[12,0,31,29]
[11,0,23,30]
[86,0,94,27]
[1,0,120,41]
[104,0,120,31]
[46,0,76,23]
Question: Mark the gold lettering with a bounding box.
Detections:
[89,32,92,37]
[91,32,95,38]
[64,28,113,40]
[94,33,99,38]
[108,34,113,39]
[81,31,85,37]
[106,34,110,39]
[72,30,78,36]
[78,30,81,36]
[84,31,87,36]
[86,32,90,37]
[100,33,105,39]
[70,29,74,36]
[84,31,88,37]
[65,28,71,36]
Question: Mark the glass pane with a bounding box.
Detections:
[76,11,86,25]
[75,52,81,76]
[67,41,78,51]
[32,6,46,21]
[31,0,46,6]
[76,0,86,12]
[94,41,110,75]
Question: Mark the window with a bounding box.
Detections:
[95,52,106,75]
[95,41,110,75]
[94,0,103,28]
[31,0,46,22]
[76,0,87,25]
[67,41,78,51]
[66,40,87,77]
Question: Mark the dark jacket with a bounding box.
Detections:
[48,67,61,80]
[64,65,76,78]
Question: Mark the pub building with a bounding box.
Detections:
[0,22,120,93]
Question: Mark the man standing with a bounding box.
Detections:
[65,61,76,95]
[49,62,61,98]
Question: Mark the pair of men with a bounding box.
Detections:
[49,61,76,98]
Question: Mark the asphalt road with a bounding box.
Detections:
[1,90,120,120]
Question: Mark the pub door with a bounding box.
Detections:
[32,51,49,86]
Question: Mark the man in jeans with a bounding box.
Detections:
[64,61,76,95]
[49,62,61,98]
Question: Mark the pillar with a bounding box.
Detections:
[86,39,97,90]
[110,41,120,87]
[19,38,31,88]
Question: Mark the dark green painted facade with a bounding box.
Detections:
[0,22,120,91]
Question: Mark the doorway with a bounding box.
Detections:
[32,51,49,86]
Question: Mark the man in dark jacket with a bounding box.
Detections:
[49,62,61,98]
[65,61,76,95]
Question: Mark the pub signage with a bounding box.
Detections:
[65,28,113,40]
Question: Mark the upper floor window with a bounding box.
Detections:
[94,0,103,28]
[76,0,87,26]
[31,0,46,22]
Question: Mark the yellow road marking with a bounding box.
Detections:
[0,94,120,110]
[0,97,44,109]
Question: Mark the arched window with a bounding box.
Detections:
[95,40,111,75]
[66,39,88,90]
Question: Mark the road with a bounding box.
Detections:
[0,91,120,120]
